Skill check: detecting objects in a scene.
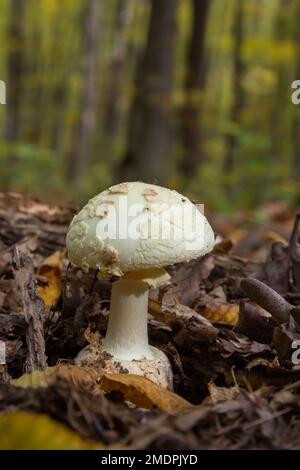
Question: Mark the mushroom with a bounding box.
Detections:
[66,182,215,389]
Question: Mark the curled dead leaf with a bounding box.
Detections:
[149,298,218,341]
[37,251,64,306]
[207,381,240,404]
[100,373,193,413]
[264,230,288,245]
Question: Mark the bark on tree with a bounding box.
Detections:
[224,0,245,184]
[293,1,300,177]
[104,0,131,138]
[293,82,300,176]
[180,0,210,178]
[68,0,102,183]
[119,0,178,185]
[5,0,25,145]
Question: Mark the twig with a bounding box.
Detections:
[241,278,291,324]
[89,268,99,296]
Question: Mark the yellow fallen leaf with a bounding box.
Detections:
[264,230,288,245]
[229,228,247,244]
[0,412,101,450]
[40,251,65,269]
[37,250,64,306]
[100,373,193,413]
[12,367,57,388]
[203,302,239,325]
[13,369,192,414]
[12,364,103,389]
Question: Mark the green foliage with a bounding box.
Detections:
[0,0,299,209]
[0,142,64,195]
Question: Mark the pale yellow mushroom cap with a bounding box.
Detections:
[66,182,215,277]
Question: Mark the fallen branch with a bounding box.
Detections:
[12,248,47,372]
[241,277,300,333]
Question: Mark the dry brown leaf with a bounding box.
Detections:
[203,302,239,325]
[149,298,218,341]
[245,357,279,370]
[100,373,193,413]
[37,251,64,306]
[160,256,215,307]
[207,381,240,404]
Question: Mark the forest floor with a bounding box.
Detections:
[0,192,300,450]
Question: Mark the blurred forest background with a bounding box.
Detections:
[0,0,299,212]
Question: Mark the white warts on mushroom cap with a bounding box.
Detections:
[142,187,159,202]
[66,181,215,389]
[95,201,114,218]
[67,220,88,243]
[108,182,134,194]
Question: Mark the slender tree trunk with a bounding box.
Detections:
[180,0,210,178]
[104,0,131,137]
[294,98,300,176]
[68,0,101,183]
[119,0,178,185]
[293,1,300,177]
[5,0,25,145]
[224,0,245,181]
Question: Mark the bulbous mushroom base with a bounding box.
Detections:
[75,343,173,390]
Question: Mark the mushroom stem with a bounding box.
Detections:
[102,279,153,360]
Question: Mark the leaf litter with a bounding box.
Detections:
[0,194,300,449]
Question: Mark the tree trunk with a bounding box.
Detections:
[104,0,131,138]
[68,0,102,184]
[5,0,25,145]
[119,0,178,185]
[180,0,210,178]
[293,1,300,177]
[224,0,245,182]
[294,99,300,176]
